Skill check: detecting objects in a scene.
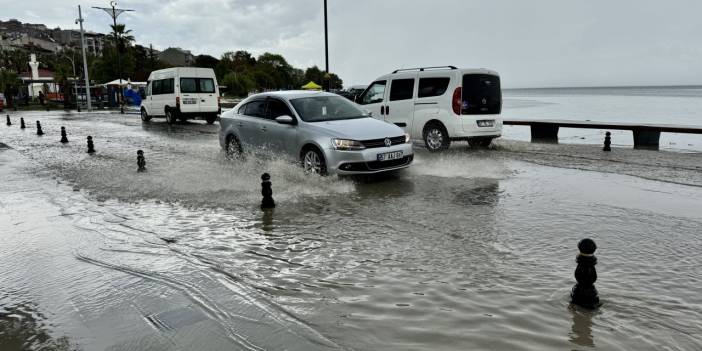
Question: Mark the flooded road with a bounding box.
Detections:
[2,111,702,350]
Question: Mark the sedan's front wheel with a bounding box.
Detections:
[302,148,327,176]
[225,135,243,159]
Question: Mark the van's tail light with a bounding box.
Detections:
[176,96,180,107]
[452,87,462,116]
[217,96,221,107]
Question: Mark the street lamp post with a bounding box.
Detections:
[93,1,133,114]
[77,5,92,111]
[323,0,330,91]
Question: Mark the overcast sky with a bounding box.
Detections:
[3,0,701,88]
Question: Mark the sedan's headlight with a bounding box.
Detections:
[404,133,411,143]
[332,138,365,150]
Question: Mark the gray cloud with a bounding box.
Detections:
[2,0,701,88]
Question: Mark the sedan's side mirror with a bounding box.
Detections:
[275,115,295,125]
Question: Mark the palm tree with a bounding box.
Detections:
[110,23,135,52]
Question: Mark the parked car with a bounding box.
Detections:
[355,66,502,151]
[219,91,413,175]
[141,67,221,124]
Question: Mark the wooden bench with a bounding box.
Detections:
[503,119,702,150]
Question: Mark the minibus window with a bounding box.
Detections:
[152,80,162,95]
[162,78,175,94]
[199,79,216,93]
[180,78,197,93]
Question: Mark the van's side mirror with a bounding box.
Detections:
[362,109,372,117]
[275,115,295,125]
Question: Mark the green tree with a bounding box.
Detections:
[302,66,343,90]
[0,68,20,107]
[216,50,256,80]
[257,52,294,89]
[195,54,219,70]
[221,71,255,97]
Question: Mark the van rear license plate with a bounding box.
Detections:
[477,120,494,127]
[377,151,403,161]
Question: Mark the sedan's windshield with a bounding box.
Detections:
[290,96,366,122]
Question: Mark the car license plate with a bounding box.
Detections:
[377,151,403,161]
[477,119,494,127]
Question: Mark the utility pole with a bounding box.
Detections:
[324,0,330,91]
[93,1,133,114]
[77,5,92,111]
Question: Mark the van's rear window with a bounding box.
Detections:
[180,78,215,93]
[462,74,501,115]
[180,78,197,93]
[199,79,215,93]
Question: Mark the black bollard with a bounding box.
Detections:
[603,132,611,152]
[86,136,95,154]
[137,150,146,172]
[36,121,44,135]
[60,126,69,143]
[20,118,26,129]
[571,238,601,309]
[260,173,276,210]
[6,114,10,126]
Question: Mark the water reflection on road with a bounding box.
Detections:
[1,111,701,350]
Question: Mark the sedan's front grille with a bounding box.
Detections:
[360,136,406,149]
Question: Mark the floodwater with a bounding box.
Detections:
[1,111,702,350]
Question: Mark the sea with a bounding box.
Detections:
[501,86,702,152]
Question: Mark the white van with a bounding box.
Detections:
[356,66,502,151]
[141,67,221,124]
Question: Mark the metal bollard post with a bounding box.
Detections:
[20,118,26,129]
[260,173,276,210]
[60,126,69,143]
[86,136,95,154]
[6,115,10,126]
[36,121,44,135]
[603,132,611,152]
[137,150,146,172]
[571,238,601,309]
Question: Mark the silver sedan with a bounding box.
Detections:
[219,91,414,175]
